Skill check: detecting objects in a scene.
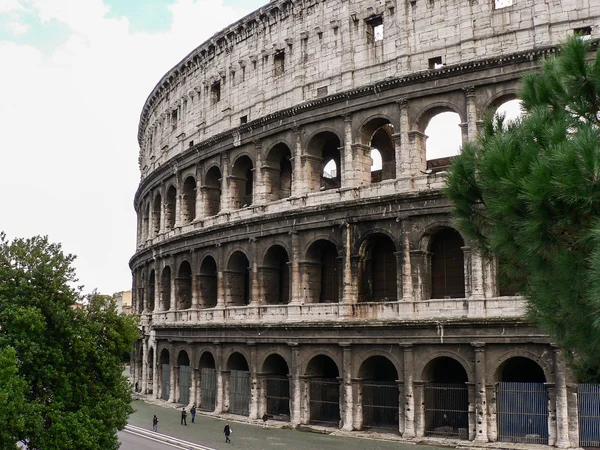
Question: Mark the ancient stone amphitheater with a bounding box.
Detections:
[130,0,600,446]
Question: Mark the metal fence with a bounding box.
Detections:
[497,382,548,444]
[579,383,600,447]
[362,382,398,431]
[199,368,217,411]
[424,383,469,439]
[230,370,251,416]
[309,378,340,426]
[179,365,190,405]
[266,375,290,420]
[161,364,170,401]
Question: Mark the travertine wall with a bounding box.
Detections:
[137,0,600,178]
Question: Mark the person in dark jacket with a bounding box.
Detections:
[152,415,159,432]
[223,422,231,443]
[190,405,196,423]
[181,408,187,425]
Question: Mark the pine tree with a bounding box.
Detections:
[445,37,600,381]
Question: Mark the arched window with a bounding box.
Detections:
[231,156,254,209]
[152,194,161,236]
[430,228,465,299]
[265,144,292,201]
[176,261,192,310]
[425,111,462,168]
[305,132,342,192]
[182,177,196,224]
[165,186,177,229]
[204,166,222,216]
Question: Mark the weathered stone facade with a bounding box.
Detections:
[130,0,600,446]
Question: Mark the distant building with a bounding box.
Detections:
[114,290,132,315]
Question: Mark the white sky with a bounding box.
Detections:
[0,1,524,295]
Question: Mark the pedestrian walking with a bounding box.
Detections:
[190,405,196,423]
[152,415,159,432]
[223,422,231,443]
[181,408,187,426]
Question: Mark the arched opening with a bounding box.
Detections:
[305,240,340,304]
[231,155,254,209]
[361,119,395,183]
[199,256,218,308]
[176,261,192,310]
[226,251,250,306]
[265,144,293,201]
[262,354,290,421]
[182,176,196,224]
[306,355,340,426]
[358,234,397,302]
[147,347,154,395]
[152,193,161,236]
[425,111,462,171]
[423,357,469,439]
[199,352,217,411]
[142,202,150,241]
[306,132,342,192]
[165,185,177,229]
[429,228,465,299]
[493,98,524,131]
[161,266,172,311]
[177,351,191,405]
[496,357,548,444]
[204,166,222,216]
[263,245,290,305]
[159,349,170,401]
[359,356,399,431]
[227,352,250,416]
[148,270,155,312]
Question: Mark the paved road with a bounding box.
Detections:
[119,430,186,450]
[126,399,444,450]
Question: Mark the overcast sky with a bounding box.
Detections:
[0,0,521,295]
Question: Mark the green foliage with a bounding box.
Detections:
[0,233,139,449]
[445,37,600,381]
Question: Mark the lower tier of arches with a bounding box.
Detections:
[131,337,579,447]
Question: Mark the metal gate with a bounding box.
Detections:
[179,365,190,405]
[266,375,290,420]
[362,381,398,431]
[309,378,340,426]
[161,364,170,401]
[230,370,250,416]
[200,368,217,411]
[579,383,600,447]
[497,382,548,444]
[424,383,469,438]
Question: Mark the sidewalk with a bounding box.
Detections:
[128,395,561,450]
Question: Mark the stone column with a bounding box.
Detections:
[169,258,176,313]
[174,365,181,403]
[461,246,473,299]
[470,246,485,300]
[342,223,356,306]
[168,347,176,403]
[174,172,182,228]
[254,140,264,204]
[191,252,199,310]
[220,151,230,212]
[353,378,363,430]
[408,130,427,178]
[553,348,570,448]
[342,114,354,188]
[403,345,416,438]
[222,371,231,413]
[159,184,166,234]
[463,86,478,142]
[566,383,579,448]
[486,382,498,442]
[401,229,413,301]
[414,380,425,437]
[217,246,226,308]
[190,367,198,408]
[351,143,372,187]
[142,339,149,394]
[290,232,301,304]
[395,99,410,179]
[546,383,557,446]
[195,163,204,222]
[472,342,488,442]
[341,343,353,431]
[291,127,303,197]
[251,239,260,306]
[215,344,224,413]
[249,343,259,419]
[148,196,155,240]
[409,250,427,302]
[153,346,159,399]
[289,343,302,426]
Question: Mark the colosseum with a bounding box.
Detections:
[130,0,600,446]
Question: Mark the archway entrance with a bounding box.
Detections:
[359,356,399,431]
[358,234,397,302]
[263,245,290,304]
[430,228,465,299]
[226,252,250,306]
[159,349,170,401]
[199,256,218,308]
[263,354,290,421]
[497,357,548,444]
[177,351,191,405]
[199,352,217,411]
[423,357,469,439]
[176,261,192,310]
[228,352,250,416]
[306,355,340,426]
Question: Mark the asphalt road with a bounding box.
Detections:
[119,431,184,450]
[126,399,445,450]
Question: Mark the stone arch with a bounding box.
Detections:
[262,244,291,305]
[199,350,217,369]
[300,348,343,375]
[483,89,520,113]
[176,349,192,404]
[264,143,293,201]
[226,250,251,306]
[203,165,222,216]
[305,239,341,304]
[358,354,400,431]
[305,130,342,192]
[415,102,465,132]
[226,351,251,416]
[230,154,254,209]
[181,175,197,224]
[160,265,172,311]
[152,192,162,236]
[415,103,464,165]
[357,233,397,302]
[305,353,341,426]
[492,349,553,383]
[353,349,401,379]
[198,254,218,308]
[417,351,473,383]
[261,351,291,373]
[198,350,218,411]
[359,116,396,182]
[262,352,291,420]
[165,184,177,229]
[176,260,193,310]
